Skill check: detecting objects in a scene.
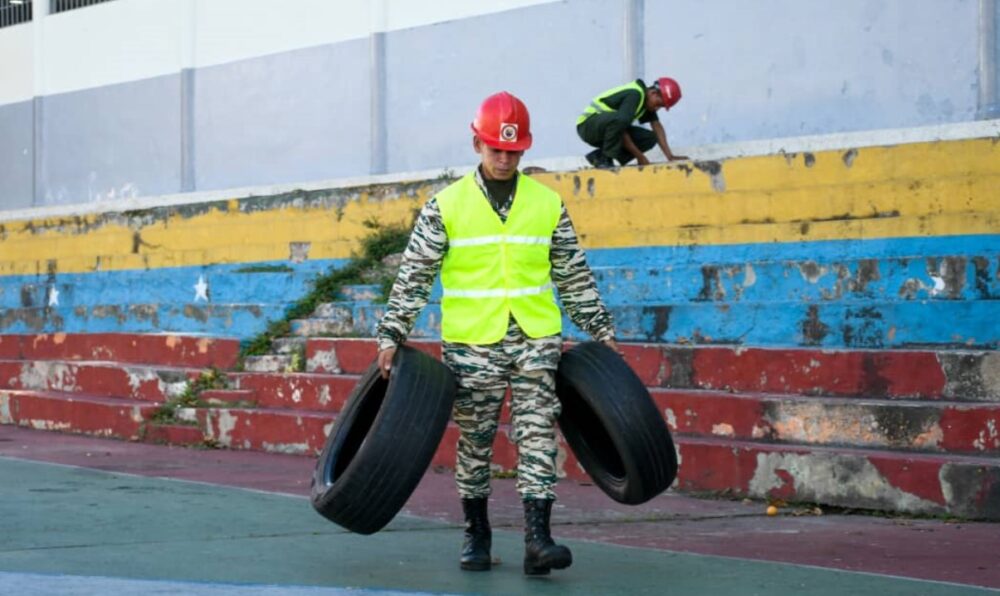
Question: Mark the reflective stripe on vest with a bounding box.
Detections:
[576,81,646,125]
[436,173,563,344]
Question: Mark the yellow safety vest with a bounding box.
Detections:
[436,173,563,344]
[576,80,646,125]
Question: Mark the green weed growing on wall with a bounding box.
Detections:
[239,213,415,361]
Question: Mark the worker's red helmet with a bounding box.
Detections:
[656,77,682,109]
[471,91,532,151]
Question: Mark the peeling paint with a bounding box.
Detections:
[940,352,1000,400]
[973,419,999,451]
[927,257,967,298]
[800,305,829,346]
[940,464,1000,519]
[711,423,735,437]
[308,348,340,374]
[212,409,238,446]
[0,393,11,422]
[694,161,726,192]
[664,408,677,430]
[798,262,825,283]
[289,242,311,263]
[749,452,941,513]
[262,441,310,455]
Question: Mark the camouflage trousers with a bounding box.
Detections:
[443,318,563,501]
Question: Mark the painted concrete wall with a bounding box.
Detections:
[0,0,995,211]
[0,100,33,210]
[193,39,373,191]
[42,74,183,205]
[1,136,997,350]
[651,1,981,147]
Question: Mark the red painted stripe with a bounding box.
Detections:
[651,389,1000,455]
[5,333,240,368]
[687,347,949,398]
[0,360,198,402]
[199,389,255,406]
[196,407,332,455]
[307,338,440,375]
[233,372,357,411]
[1,389,157,441]
[0,335,24,359]
[305,338,966,399]
[938,407,1000,454]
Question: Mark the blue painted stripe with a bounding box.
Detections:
[342,300,999,349]
[2,260,342,309]
[1,235,996,345]
[583,234,1000,267]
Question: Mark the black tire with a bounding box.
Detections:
[311,345,456,534]
[556,341,677,505]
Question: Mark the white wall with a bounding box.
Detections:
[0,0,994,211]
[0,0,560,104]
[0,20,33,105]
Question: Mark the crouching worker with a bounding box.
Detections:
[577,76,688,168]
[375,91,618,575]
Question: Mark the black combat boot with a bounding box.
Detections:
[523,498,572,575]
[460,498,492,571]
[585,149,615,169]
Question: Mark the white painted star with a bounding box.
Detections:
[194,275,209,301]
[48,286,59,307]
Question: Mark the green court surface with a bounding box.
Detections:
[1,457,995,596]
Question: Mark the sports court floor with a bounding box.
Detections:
[1,426,997,595]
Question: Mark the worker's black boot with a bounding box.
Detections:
[460,498,492,571]
[585,149,615,169]
[523,499,572,575]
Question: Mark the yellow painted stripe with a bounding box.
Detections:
[0,137,997,276]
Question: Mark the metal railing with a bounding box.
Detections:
[51,0,114,14]
[0,0,32,29]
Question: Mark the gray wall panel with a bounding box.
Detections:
[0,1,991,213]
[194,39,371,191]
[384,0,624,171]
[42,74,182,206]
[0,100,35,209]
[648,0,980,147]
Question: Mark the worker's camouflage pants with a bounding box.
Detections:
[443,319,563,501]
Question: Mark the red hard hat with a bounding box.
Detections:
[656,77,682,109]
[470,91,532,151]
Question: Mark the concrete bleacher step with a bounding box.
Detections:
[271,337,306,355]
[228,371,357,411]
[588,254,1000,304]
[0,333,241,369]
[672,435,1000,519]
[336,284,383,302]
[2,332,997,518]
[0,388,159,441]
[287,297,1000,348]
[0,359,197,402]
[654,389,1000,456]
[241,354,295,373]
[175,406,334,455]
[301,338,999,401]
[198,388,256,407]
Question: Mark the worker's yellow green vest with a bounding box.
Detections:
[436,173,563,344]
[576,80,646,125]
